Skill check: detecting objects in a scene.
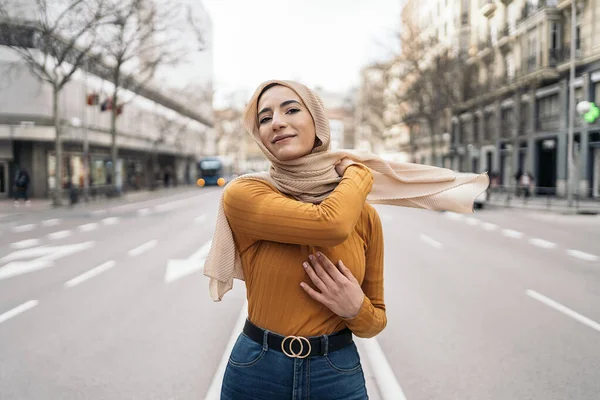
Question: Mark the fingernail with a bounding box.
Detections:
[316,251,323,259]
[309,254,315,262]
[303,262,308,269]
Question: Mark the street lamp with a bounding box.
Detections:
[567,0,582,207]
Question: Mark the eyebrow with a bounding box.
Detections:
[258,100,301,116]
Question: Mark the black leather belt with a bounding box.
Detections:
[243,319,353,359]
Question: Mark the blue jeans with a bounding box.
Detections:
[221,332,368,400]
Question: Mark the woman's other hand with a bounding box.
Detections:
[301,252,364,319]
[334,158,355,177]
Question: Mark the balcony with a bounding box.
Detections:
[517,0,558,24]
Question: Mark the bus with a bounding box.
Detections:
[197,157,233,187]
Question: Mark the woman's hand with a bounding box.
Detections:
[301,252,364,319]
[334,157,355,177]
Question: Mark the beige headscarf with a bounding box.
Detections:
[204,80,489,301]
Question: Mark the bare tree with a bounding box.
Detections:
[0,0,105,205]
[96,0,206,194]
[393,20,466,166]
[355,63,387,153]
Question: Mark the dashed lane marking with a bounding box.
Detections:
[0,300,39,325]
[566,249,599,262]
[65,260,116,287]
[128,240,158,257]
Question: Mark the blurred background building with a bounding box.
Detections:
[0,0,214,199]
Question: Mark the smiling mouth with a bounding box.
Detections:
[273,135,296,144]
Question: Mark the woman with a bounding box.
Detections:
[205,80,488,399]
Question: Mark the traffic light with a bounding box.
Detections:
[584,102,600,124]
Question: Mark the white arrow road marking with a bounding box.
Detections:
[11,224,36,233]
[529,238,557,249]
[41,219,60,227]
[10,238,41,249]
[165,240,212,283]
[420,234,442,249]
[0,242,95,281]
[0,300,39,325]
[47,230,72,240]
[128,240,158,257]
[566,249,598,262]
[65,260,116,288]
[78,223,98,232]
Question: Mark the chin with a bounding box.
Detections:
[272,146,312,162]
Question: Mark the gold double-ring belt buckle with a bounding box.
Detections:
[281,335,312,359]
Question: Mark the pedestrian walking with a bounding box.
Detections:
[204,80,489,400]
[13,168,31,207]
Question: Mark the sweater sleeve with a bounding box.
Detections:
[342,208,387,338]
[222,164,373,247]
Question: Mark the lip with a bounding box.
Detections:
[272,134,296,144]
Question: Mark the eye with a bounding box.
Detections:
[286,108,300,115]
[259,116,272,125]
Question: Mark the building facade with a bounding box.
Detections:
[451,0,600,197]
[0,2,214,199]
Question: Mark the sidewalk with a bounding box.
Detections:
[487,194,600,214]
[0,185,199,219]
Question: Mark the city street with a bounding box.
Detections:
[0,187,599,400]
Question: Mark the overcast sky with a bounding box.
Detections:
[201,0,401,107]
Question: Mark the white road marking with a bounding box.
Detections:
[444,211,464,221]
[357,337,408,400]
[465,217,480,226]
[194,214,206,224]
[205,303,249,400]
[529,238,557,249]
[128,240,158,257]
[78,223,98,232]
[420,234,443,249]
[47,230,72,240]
[65,260,116,288]
[41,219,60,227]
[137,208,152,216]
[102,217,120,225]
[0,300,39,325]
[481,222,498,231]
[10,238,41,249]
[165,241,212,283]
[566,249,599,262]
[11,224,36,233]
[526,290,600,333]
[502,229,523,239]
[90,209,107,216]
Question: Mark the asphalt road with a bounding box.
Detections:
[0,187,599,399]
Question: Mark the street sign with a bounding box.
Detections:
[164,241,212,283]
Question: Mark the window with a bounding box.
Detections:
[595,82,600,103]
[538,95,559,118]
[506,53,515,80]
[550,22,560,50]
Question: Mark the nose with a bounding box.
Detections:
[271,111,286,131]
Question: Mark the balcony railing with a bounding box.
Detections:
[549,42,583,66]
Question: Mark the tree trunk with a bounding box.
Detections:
[427,118,438,166]
[52,86,62,206]
[110,83,119,196]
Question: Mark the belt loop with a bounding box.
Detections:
[321,335,329,356]
[262,329,269,351]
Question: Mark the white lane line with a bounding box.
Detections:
[10,238,40,249]
[78,223,99,232]
[420,234,443,249]
[529,238,557,249]
[41,219,60,227]
[47,230,72,240]
[102,217,120,225]
[11,224,36,233]
[444,211,464,221]
[205,303,248,400]
[194,214,206,224]
[357,337,408,400]
[526,290,600,333]
[128,240,158,257]
[0,300,39,324]
[90,209,107,216]
[502,229,523,239]
[566,249,599,262]
[465,217,480,226]
[65,260,116,288]
[137,208,152,216]
[481,222,498,231]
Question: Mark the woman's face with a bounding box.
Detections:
[257,85,317,161]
